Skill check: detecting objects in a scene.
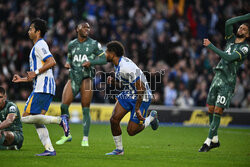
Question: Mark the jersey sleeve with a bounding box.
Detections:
[94,42,105,57]
[8,105,18,115]
[35,42,53,62]
[236,44,250,60]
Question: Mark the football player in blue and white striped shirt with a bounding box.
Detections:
[12,18,69,156]
[105,41,159,155]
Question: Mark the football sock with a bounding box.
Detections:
[0,145,8,150]
[0,131,5,145]
[208,113,221,139]
[82,107,91,137]
[35,124,54,152]
[212,135,219,143]
[208,113,213,125]
[204,138,212,146]
[61,104,69,117]
[21,115,61,124]
[144,114,154,128]
[113,135,123,150]
[83,136,88,141]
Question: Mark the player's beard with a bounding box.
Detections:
[236,33,245,38]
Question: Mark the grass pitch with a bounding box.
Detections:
[1,124,250,167]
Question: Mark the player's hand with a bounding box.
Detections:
[27,71,36,81]
[135,109,145,121]
[107,76,114,84]
[12,74,21,83]
[64,63,71,69]
[203,39,211,47]
[82,61,91,68]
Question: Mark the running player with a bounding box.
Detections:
[56,21,107,146]
[199,13,250,152]
[105,41,159,155]
[0,87,23,150]
[12,18,69,156]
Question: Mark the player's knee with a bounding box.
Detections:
[208,105,215,114]
[110,117,119,125]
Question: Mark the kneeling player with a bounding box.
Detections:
[0,87,23,150]
[105,41,159,155]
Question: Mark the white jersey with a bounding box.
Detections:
[114,56,152,102]
[29,39,56,95]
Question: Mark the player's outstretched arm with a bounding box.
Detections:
[204,39,243,62]
[12,74,32,83]
[225,13,250,39]
[89,53,107,66]
[134,79,146,121]
[0,113,16,130]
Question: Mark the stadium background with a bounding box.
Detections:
[0,0,250,109]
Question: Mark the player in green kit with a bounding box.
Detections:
[0,87,23,150]
[56,21,107,146]
[199,13,250,152]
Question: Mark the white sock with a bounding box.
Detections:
[35,124,54,152]
[204,138,212,146]
[212,135,218,143]
[22,115,61,124]
[113,135,123,150]
[144,115,154,128]
[83,136,88,141]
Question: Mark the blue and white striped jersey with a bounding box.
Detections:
[114,57,152,102]
[29,39,56,95]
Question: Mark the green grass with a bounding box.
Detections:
[1,124,250,167]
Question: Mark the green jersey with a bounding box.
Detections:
[66,37,106,96]
[67,37,105,78]
[0,101,22,132]
[211,35,249,87]
[208,13,250,88]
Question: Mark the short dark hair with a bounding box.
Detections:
[75,20,89,32]
[106,41,125,57]
[0,87,6,95]
[31,18,47,37]
[242,23,250,35]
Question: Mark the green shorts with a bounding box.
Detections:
[207,74,234,108]
[69,68,94,97]
[12,131,24,149]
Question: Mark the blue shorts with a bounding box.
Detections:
[24,92,53,114]
[117,93,151,124]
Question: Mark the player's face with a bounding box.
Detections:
[236,24,249,38]
[0,93,6,109]
[28,24,37,40]
[77,23,90,38]
[105,50,115,62]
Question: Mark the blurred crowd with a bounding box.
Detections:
[0,0,250,108]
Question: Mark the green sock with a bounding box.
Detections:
[0,131,5,145]
[208,113,213,125]
[61,104,69,117]
[208,113,221,139]
[82,107,91,137]
[0,145,8,150]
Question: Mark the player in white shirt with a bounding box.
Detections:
[105,41,159,155]
[12,18,69,156]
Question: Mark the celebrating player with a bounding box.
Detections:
[0,87,23,150]
[105,41,159,155]
[199,13,250,152]
[12,18,69,156]
[56,21,107,146]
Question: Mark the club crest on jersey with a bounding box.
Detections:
[73,54,89,62]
